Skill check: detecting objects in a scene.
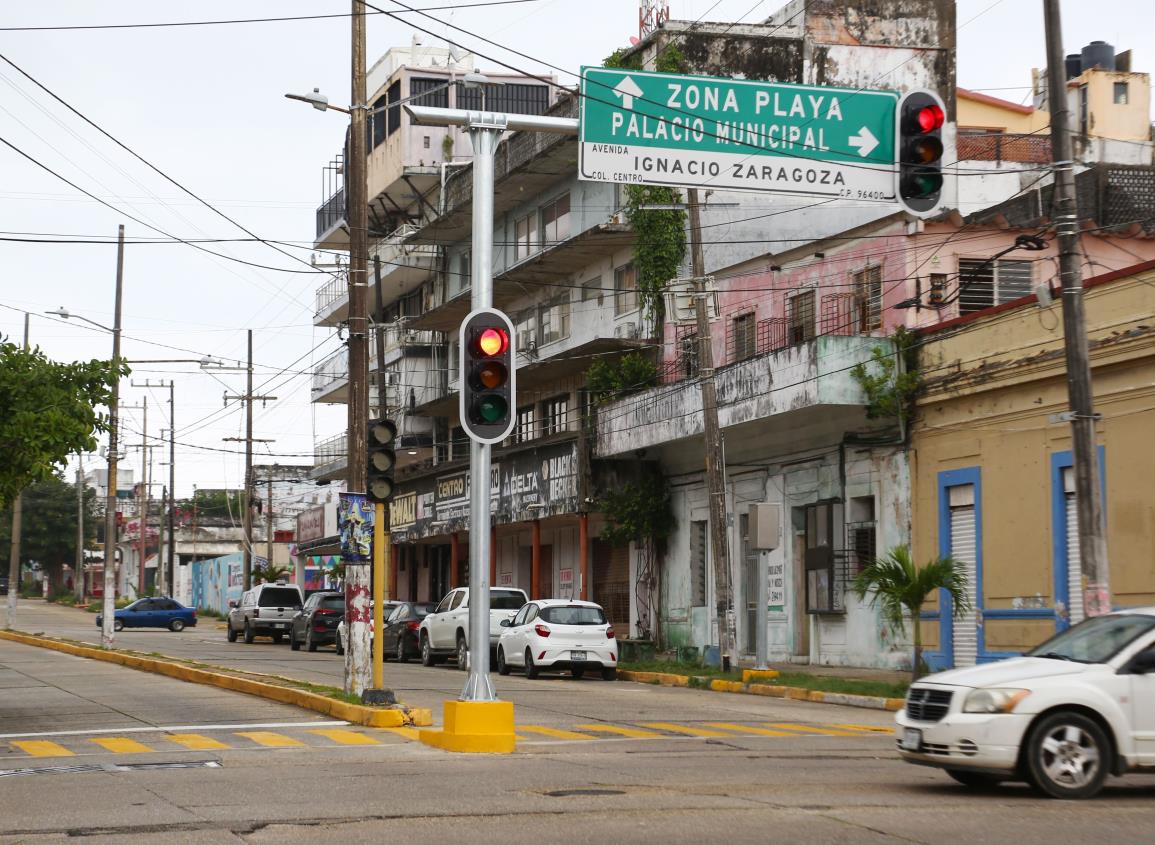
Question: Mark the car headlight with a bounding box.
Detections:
[963,688,1030,714]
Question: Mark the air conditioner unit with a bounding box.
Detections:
[383,371,402,386]
[614,321,638,340]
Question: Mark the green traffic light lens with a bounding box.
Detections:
[473,395,509,424]
[369,478,394,499]
[901,171,944,198]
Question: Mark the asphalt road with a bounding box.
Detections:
[4,601,1155,844]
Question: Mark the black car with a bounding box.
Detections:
[289,591,344,652]
[381,602,438,662]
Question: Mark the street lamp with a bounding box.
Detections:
[46,306,114,332]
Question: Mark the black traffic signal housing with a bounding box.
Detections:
[459,307,516,444]
[366,418,397,503]
[896,90,946,216]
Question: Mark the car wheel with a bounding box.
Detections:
[169,619,186,633]
[113,619,124,632]
[290,630,301,651]
[243,622,254,644]
[497,647,510,676]
[227,624,238,643]
[396,638,408,664]
[1024,710,1110,800]
[524,648,539,680]
[456,634,469,671]
[571,667,585,680]
[421,634,435,667]
[946,769,1003,789]
[601,667,618,682]
[306,630,318,652]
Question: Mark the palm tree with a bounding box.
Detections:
[851,545,970,682]
[251,563,291,585]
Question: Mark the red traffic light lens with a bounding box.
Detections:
[917,104,944,133]
[475,327,509,357]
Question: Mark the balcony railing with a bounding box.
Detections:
[958,132,1051,164]
[313,348,347,396]
[313,432,347,471]
[314,275,346,318]
[316,187,346,240]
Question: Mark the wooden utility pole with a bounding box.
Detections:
[266,474,274,571]
[687,188,734,668]
[167,382,175,595]
[1043,0,1110,616]
[100,226,125,647]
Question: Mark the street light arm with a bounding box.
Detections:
[284,92,352,115]
[404,104,578,135]
[46,308,113,332]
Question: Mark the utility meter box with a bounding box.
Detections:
[750,503,782,551]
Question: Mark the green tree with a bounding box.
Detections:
[0,475,97,594]
[251,563,291,584]
[0,340,125,509]
[852,546,970,683]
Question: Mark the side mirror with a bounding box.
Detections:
[499,619,512,628]
[228,600,238,609]
[1126,650,1155,674]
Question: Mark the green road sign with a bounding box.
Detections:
[579,66,899,200]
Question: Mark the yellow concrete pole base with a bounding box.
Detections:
[418,700,516,753]
[742,668,780,684]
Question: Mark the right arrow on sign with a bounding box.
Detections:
[848,126,879,158]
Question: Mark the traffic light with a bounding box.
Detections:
[366,418,397,503]
[459,307,516,444]
[896,90,945,216]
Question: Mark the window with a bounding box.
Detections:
[1114,81,1129,105]
[538,293,571,345]
[449,590,466,611]
[540,194,571,245]
[492,589,528,610]
[370,94,388,148]
[516,406,535,444]
[614,263,638,316]
[423,135,430,149]
[581,277,603,303]
[539,606,607,625]
[957,259,1033,314]
[679,330,699,379]
[804,502,838,613]
[1079,84,1089,135]
[410,77,449,109]
[386,79,402,137]
[855,265,883,331]
[514,213,537,260]
[731,312,756,362]
[514,310,536,349]
[541,395,570,436]
[456,82,549,115]
[453,250,471,294]
[788,290,816,344]
[690,520,707,607]
[450,425,465,460]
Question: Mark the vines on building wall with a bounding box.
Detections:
[850,327,921,424]
[586,351,659,404]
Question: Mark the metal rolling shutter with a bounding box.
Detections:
[949,485,978,667]
[1064,466,1084,625]
[593,541,630,630]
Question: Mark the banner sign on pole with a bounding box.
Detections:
[338,493,374,563]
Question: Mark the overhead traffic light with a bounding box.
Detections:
[366,418,397,503]
[459,307,516,444]
[896,90,945,216]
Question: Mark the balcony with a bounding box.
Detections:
[311,432,347,483]
[312,335,441,406]
[595,335,894,468]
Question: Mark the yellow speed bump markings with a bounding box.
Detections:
[90,737,154,754]
[382,727,421,741]
[832,723,894,734]
[167,733,231,751]
[575,724,664,739]
[10,740,74,758]
[307,728,380,746]
[765,722,862,737]
[704,722,799,737]
[518,726,598,741]
[235,731,306,748]
[638,722,734,738]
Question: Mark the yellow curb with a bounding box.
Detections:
[747,683,786,698]
[742,669,780,684]
[418,700,516,754]
[617,670,689,687]
[0,629,423,728]
[708,679,745,693]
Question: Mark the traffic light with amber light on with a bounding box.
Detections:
[460,307,516,444]
[896,90,946,216]
[366,418,397,503]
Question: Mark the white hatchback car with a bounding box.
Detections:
[496,599,617,680]
[896,608,1155,799]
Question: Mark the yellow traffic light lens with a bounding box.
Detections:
[476,327,509,357]
[906,137,943,163]
[474,361,508,390]
[370,450,395,472]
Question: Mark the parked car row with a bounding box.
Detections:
[95,597,197,632]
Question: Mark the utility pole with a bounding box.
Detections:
[133,379,176,595]
[6,312,30,628]
[266,474,274,571]
[137,397,148,596]
[687,188,734,669]
[75,455,85,603]
[101,225,126,648]
[1044,0,1110,617]
[167,381,175,595]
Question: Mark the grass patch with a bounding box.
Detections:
[619,660,909,699]
[620,659,743,681]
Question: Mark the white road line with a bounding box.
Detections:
[0,720,350,740]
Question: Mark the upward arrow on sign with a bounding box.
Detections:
[847,126,879,158]
[612,75,644,110]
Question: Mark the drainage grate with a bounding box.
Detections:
[0,760,222,778]
[545,788,626,798]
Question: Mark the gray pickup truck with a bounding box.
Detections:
[227,582,304,644]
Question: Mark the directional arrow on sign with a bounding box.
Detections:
[612,75,644,110]
[848,127,879,158]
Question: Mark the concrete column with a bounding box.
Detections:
[531,520,542,600]
[579,514,590,601]
[450,532,461,588]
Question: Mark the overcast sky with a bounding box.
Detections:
[1,0,1149,498]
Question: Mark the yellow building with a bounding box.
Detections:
[958,88,1050,135]
[911,260,1155,670]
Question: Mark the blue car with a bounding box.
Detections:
[95,597,198,632]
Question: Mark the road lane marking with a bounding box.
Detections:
[382,727,421,741]
[765,722,862,737]
[574,724,664,739]
[831,723,894,734]
[704,722,799,737]
[518,726,598,741]
[638,722,734,738]
[0,720,349,740]
[167,733,231,751]
[235,731,306,748]
[307,729,380,746]
[90,737,154,754]
[11,741,74,758]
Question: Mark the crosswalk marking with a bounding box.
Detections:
[167,733,231,751]
[765,722,862,737]
[235,731,306,748]
[90,737,153,754]
[575,724,664,739]
[307,729,380,746]
[383,727,421,741]
[518,726,597,741]
[704,722,798,737]
[11,740,74,758]
[637,722,734,738]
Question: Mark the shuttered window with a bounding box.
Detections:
[1063,467,1084,625]
[958,259,1033,314]
[690,520,707,607]
[948,484,978,667]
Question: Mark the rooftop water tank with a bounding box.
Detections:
[1080,41,1116,73]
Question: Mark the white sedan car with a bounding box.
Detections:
[496,599,617,680]
[896,607,1155,799]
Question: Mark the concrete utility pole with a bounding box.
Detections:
[1043,0,1110,617]
[6,312,30,628]
[265,474,274,572]
[687,189,734,668]
[101,226,126,648]
[75,455,85,603]
[137,397,148,596]
[166,382,175,594]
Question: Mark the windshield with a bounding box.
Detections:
[491,590,527,611]
[412,603,437,619]
[319,596,346,610]
[1027,613,1155,664]
[540,606,606,625]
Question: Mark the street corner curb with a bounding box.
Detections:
[418,700,516,754]
[741,668,780,684]
[617,670,689,687]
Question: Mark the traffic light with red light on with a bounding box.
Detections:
[459,308,516,444]
[366,418,397,503]
[896,90,946,216]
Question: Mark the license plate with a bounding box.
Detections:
[273,623,288,629]
[571,651,587,661]
[901,728,922,751]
